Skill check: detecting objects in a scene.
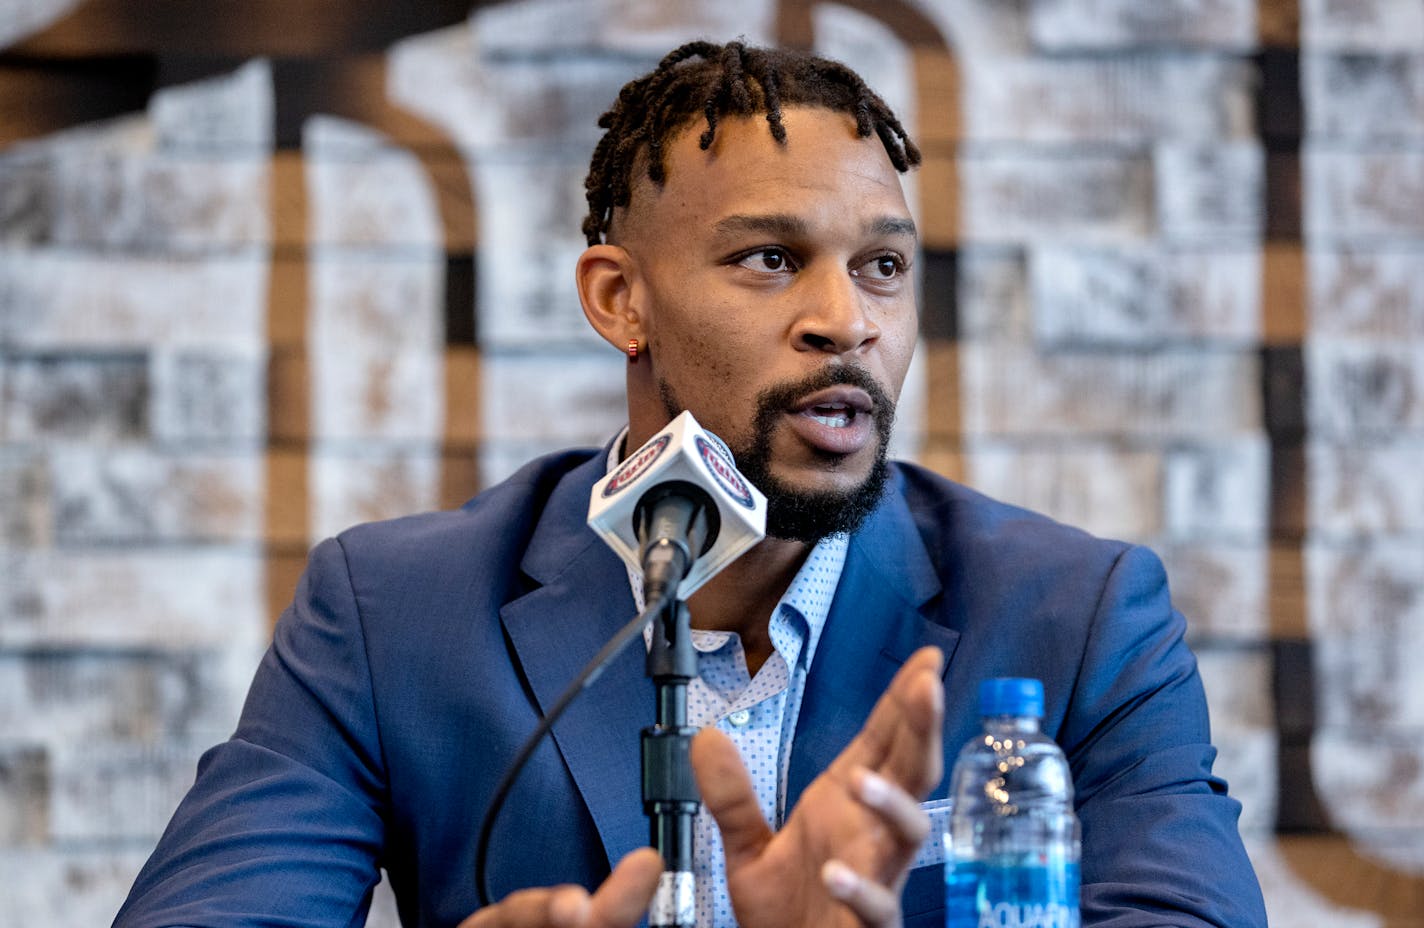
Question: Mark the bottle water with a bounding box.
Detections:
[945,678,1080,928]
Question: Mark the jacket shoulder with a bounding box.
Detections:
[332,448,600,582]
[889,460,1130,564]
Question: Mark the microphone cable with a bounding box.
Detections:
[472,589,677,909]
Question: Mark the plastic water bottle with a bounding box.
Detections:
[945,678,1080,928]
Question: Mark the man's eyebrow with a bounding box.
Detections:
[713,213,811,238]
[869,216,918,239]
[711,213,919,239]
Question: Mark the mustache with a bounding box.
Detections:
[752,365,895,425]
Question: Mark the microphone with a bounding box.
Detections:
[633,480,718,607]
[589,411,766,928]
[588,410,767,601]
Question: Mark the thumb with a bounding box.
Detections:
[689,727,772,870]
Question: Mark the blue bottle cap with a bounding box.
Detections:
[979,677,1044,717]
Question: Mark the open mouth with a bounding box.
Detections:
[805,402,856,428]
[793,385,874,422]
[783,385,877,456]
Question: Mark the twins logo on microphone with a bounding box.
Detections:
[602,434,671,498]
[695,436,756,509]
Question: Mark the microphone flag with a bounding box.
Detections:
[588,410,767,598]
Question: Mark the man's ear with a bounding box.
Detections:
[576,243,644,350]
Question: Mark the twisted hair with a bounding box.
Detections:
[582,40,921,246]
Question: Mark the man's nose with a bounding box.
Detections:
[790,266,880,354]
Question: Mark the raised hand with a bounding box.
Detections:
[692,645,945,928]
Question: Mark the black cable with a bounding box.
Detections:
[473,590,673,909]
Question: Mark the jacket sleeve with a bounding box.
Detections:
[1063,544,1267,928]
[113,538,388,928]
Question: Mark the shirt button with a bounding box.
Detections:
[728,709,751,727]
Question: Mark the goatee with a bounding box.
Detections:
[659,366,895,543]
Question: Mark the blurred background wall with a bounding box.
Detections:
[1,0,1421,924]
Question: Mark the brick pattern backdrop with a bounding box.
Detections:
[1,0,1421,924]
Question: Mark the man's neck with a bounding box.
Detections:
[685,535,811,675]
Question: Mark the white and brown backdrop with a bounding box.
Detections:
[1,0,1422,924]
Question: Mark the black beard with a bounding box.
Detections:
[658,366,895,543]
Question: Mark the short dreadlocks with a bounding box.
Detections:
[581,40,922,246]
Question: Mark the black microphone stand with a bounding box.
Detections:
[643,594,699,928]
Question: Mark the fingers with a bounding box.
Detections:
[587,848,664,926]
[458,847,663,928]
[690,726,774,869]
[852,767,931,853]
[818,769,928,927]
[458,884,591,928]
[822,859,901,928]
[833,646,945,797]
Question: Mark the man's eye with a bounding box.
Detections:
[853,255,904,280]
[736,249,794,272]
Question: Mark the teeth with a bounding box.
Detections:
[808,405,851,428]
[801,400,858,428]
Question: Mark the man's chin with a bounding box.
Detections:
[755,457,890,543]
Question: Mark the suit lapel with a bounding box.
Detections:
[498,453,653,870]
[788,469,962,806]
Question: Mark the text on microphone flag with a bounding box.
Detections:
[694,435,755,509]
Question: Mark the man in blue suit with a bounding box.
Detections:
[116,42,1266,928]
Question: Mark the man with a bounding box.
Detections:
[115,42,1266,928]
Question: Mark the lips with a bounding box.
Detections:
[786,386,876,454]
[794,386,874,420]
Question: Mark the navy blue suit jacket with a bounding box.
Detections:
[115,450,1266,927]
